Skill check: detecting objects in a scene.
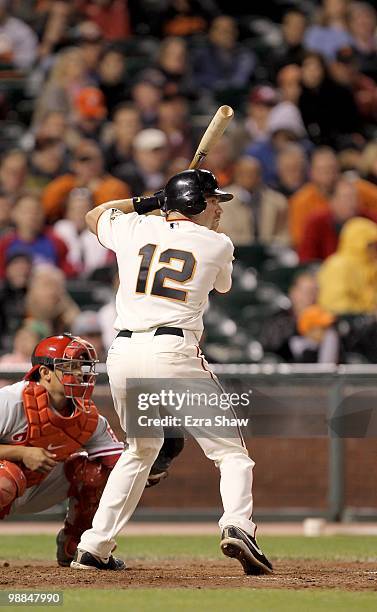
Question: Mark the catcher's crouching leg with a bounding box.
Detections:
[57,453,117,567]
[0,460,27,519]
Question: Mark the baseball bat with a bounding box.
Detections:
[189,105,234,169]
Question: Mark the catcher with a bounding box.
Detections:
[0,333,183,566]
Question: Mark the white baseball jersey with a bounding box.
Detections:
[97,210,234,333]
[0,381,124,461]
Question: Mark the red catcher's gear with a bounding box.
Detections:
[0,460,27,518]
[19,382,99,487]
[57,453,121,566]
[24,334,98,403]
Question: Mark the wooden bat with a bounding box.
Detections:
[189,105,234,169]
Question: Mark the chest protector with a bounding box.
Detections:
[20,382,99,487]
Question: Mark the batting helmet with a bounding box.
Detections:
[24,333,98,402]
[163,169,233,216]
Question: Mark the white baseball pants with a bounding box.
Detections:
[79,330,256,558]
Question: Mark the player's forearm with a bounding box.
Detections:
[86,193,164,234]
[85,199,135,234]
[0,444,27,462]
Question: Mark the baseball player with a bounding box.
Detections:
[0,333,182,567]
[71,169,273,575]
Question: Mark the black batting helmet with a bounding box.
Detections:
[163,169,233,216]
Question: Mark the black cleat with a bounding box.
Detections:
[70,548,126,571]
[221,525,273,575]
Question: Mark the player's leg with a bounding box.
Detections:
[152,336,272,575]
[9,462,69,515]
[75,340,164,565]
[76,432,163,559]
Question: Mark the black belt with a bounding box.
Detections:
[117,326,184,338]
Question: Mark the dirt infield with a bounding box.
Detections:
[1,559,377,591]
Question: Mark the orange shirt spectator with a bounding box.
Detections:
[290,179,377,246]
[42,139,130,222]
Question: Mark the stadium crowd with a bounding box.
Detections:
[0,0,377,365]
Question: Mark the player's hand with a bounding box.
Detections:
[21,447,58,473]
[154,190,165,209]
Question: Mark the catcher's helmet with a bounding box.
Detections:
[163,169,233,215]
[24,333,98,402]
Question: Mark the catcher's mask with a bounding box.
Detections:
[25,333,98,407]
[162,169,233,216]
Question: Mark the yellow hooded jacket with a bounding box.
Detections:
[318,217,377,314]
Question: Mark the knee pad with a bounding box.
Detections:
[0,460,27,512]
[64,453,111,490]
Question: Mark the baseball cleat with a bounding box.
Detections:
[220,525,273,575]
[70,548,126,570]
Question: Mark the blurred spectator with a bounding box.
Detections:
[219,156,289,246]
[98,46,128,115]
[75,0,131,41]
[114,128,168,194]
[36,0,71,59]
[34,111,67,141]
[54,187,113,277]
[26,137,66,191]
[304,0,353,60]
[330,46,377,123]
[246,101,307,186]
[275,144,307,197]
[75,20,105,80]
[0,250,32,352]
[103,102,141,173]
[192,15,256,94]
[161,0,214,37]
[299,176,377,262]
[72,86,108,141]
[337,144,363,172]
[259,271,319,362]
[131,71,164,128]
[154,36,196,100]
[24,264,79,335]
[72,310,106,361]
[0,189,12,237]
[348,1,377,81]
[318,217,377,314]
[244,85,279,144]
[290,147,377,246]
[0,149,27,198]
[202,134,234,187]
[298,51,361,147]
[268,10,308,79]
[164,156,191,182]
[42,139,130,222]
[157,94,193,160]
[277,64,302,105]
[97,269,118,350]
[0,192,76,278]
[0,0,38,69]
[33,47,89,128]
[0,323,43,365]
[296,304,339,363]
[360,142,377,185]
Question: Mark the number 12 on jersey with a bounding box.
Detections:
[136,244,196,302]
